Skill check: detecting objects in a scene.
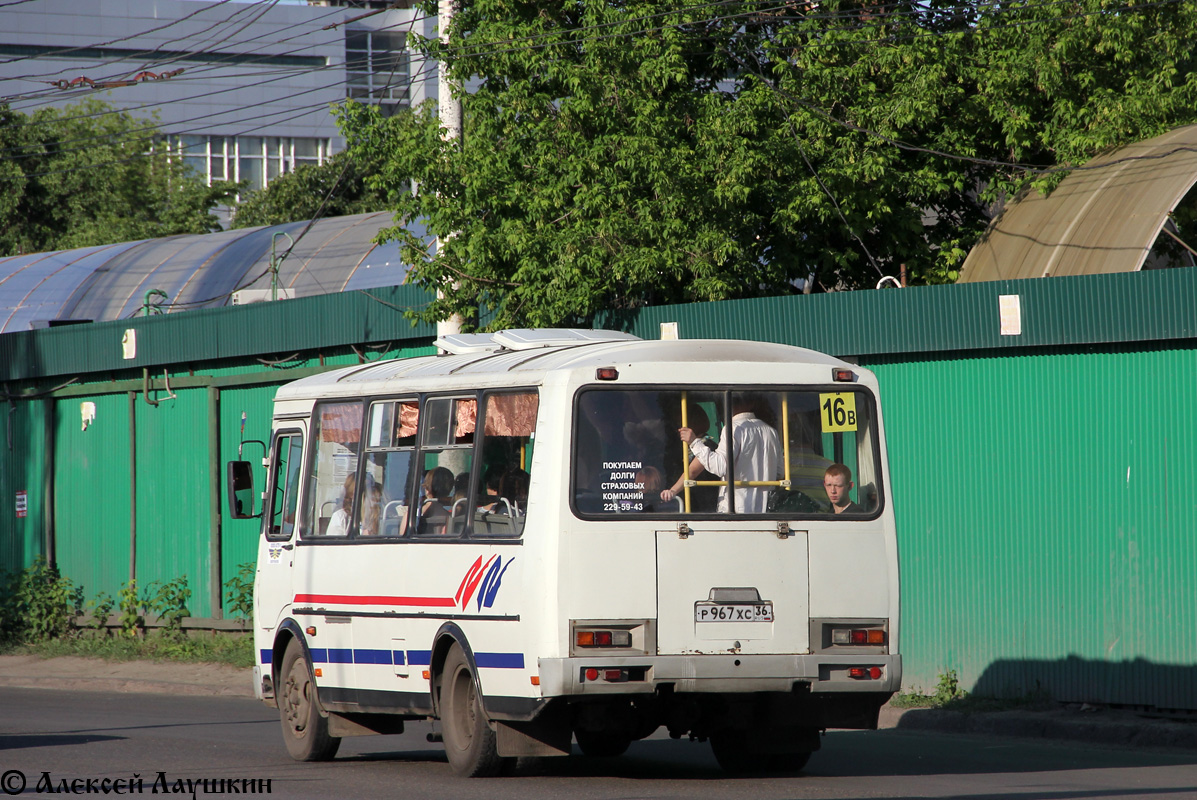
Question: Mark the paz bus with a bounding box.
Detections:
[227,329,900,776]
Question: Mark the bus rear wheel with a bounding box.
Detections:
[278,638,341,761]
[440,644,508,777]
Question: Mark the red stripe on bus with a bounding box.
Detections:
[293,594,457,607]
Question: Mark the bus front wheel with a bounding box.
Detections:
[440,644,508,777]
[278,638,341,761]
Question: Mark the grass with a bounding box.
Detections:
[890,670,1055,713]
[0,630,254,668]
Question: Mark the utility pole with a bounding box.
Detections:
[436,0,464,345]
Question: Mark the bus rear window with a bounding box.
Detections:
[573,388,882,517]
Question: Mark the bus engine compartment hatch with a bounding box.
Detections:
[655,529,809,655]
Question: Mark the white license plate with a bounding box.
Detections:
[694,603,774,623]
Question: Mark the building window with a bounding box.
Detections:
[346,28,410,115]
[165,135,331,193]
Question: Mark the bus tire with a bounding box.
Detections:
[440,643,507,777]
[278,638,341,762]
[710,731,812,774]
[574,729,631,758]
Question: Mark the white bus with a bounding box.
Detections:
[228,329,900,776]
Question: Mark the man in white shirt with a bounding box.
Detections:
[661,396,781,513]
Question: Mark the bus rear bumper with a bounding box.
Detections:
[538,654,901,696]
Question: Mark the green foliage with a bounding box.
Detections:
[5,630,254,668]
[892,671,1054,713]
[231,149,394,228]
[0,557,82,643]
[340,0,1197,327]
[117,580,143,639]
[0,99,240,256]
[933,670,967,705]
[223,562,256,622]
[87,591,115,632]
[142,576,191,641]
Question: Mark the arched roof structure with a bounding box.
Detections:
[0,212,430,333]
[959,124,1197,283]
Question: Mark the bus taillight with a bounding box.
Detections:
[576,629,632,648]
[832,628,886,646]
[848,667,883,680]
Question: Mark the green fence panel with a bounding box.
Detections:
[133,387,213,617]
[0,399,48,576]
[868,345,1197,707]
[53,393,133,603]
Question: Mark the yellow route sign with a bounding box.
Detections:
[819,392,858,433]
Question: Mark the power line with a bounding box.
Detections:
[1,2,352,101]
[2,15,431,138]
[0,0,249,66]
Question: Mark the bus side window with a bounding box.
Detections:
[415,396,475,538]
[302,401,363,538]
[361,401,418,537]
[267,432,303,539]
[475,391,538,537]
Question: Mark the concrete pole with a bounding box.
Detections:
[436,0,464,345]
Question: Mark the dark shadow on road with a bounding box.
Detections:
[0,733,124,750]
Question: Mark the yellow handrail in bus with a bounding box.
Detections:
[677,393,793,511]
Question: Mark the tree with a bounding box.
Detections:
[340,0,1197,330]
[0,99,238,256]
[231,148,395,229]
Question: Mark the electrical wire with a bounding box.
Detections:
[0,0,250,66]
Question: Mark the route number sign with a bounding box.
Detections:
[819,392,857,433]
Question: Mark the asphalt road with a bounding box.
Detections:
[2,688,1197,800]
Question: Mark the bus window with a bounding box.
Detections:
[303,401,363,537]
[573,388,881,517]
[415,396,476,537]
[475,391,538,537]
[266,432,303,539]
[360,400,418,537]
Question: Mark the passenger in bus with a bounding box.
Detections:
[499,467,530,515]
[418,466,455,534]
[359,481,383,535]
[662,395,781,513]
[478,465,504,511]
[453,471,471,505]
[659,404,719,513]
[823,463,861,514]
[325,473,355,536]
[635,466,665,512]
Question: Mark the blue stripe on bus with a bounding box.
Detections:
[475,652,525,669]
[354,649,394,665]
[264,644,520,670]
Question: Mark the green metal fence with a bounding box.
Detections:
[4,270,1197,707]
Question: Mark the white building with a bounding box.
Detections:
[0,0,436,193]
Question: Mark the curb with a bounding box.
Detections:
[881,705,1197,751]
[0,655,253,699]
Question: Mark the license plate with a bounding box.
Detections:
[694,602,774,623]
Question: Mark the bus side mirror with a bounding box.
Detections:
[227,461,257,519]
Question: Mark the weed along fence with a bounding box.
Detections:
[4,270,1197,710]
